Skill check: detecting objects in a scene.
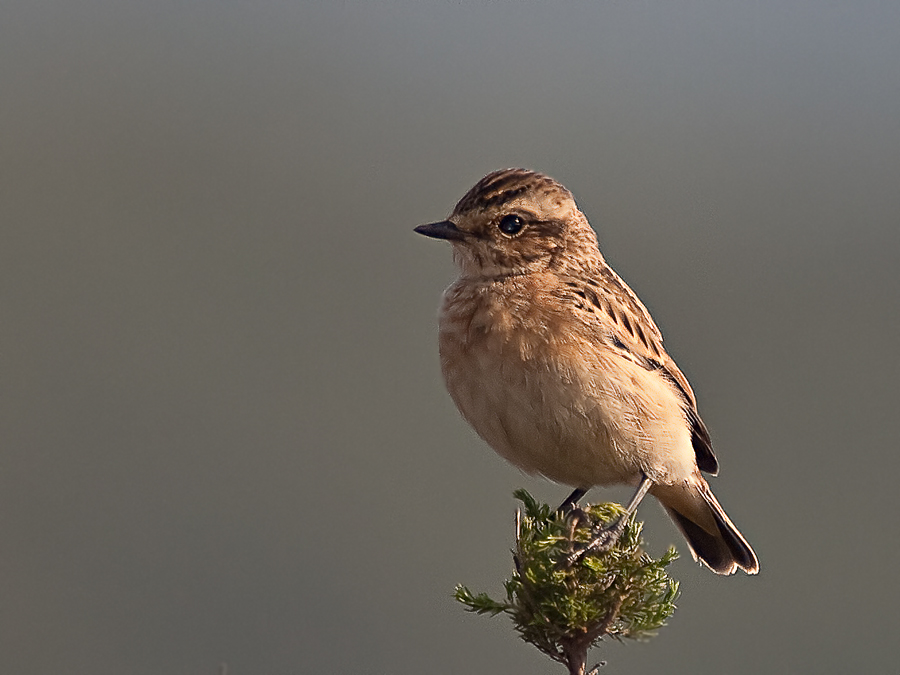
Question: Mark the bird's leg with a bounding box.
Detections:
[557,487,588,513]
[562,475,653,567]
[557,488,590,560]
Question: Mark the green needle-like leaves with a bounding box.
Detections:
[455,489,679,675]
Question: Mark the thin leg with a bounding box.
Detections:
[562,474,654,567]
[621,474,653,519]
[557,487,588,513]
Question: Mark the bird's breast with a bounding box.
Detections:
[436,279,649,487]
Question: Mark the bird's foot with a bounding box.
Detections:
[558,517,627,568]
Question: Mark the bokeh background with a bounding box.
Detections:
[3,1,899,673]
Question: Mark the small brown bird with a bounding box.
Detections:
[415,168,758,575]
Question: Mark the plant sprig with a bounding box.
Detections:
[455,489,679,675]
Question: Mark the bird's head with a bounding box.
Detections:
[415,168,601,279]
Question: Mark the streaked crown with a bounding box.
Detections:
[452,168,575,219]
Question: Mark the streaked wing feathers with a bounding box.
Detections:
[560,267,719,475]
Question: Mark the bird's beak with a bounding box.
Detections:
[414,220,466,241]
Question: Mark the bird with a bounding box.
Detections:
[414,168,758,575]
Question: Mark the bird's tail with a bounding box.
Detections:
[653,477,759,575]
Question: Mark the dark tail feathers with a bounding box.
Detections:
[661,480,759,575]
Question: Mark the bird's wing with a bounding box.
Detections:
[558,267,719,475]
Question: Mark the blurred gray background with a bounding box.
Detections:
[2,1,898,673]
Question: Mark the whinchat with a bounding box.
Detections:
[415,168,758,575]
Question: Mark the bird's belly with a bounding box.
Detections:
[440,334,644,488]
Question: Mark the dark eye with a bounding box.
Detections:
[498,214,524,235]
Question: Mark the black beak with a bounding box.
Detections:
[414,220,466,241]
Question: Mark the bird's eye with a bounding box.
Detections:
[498,214,524,236]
